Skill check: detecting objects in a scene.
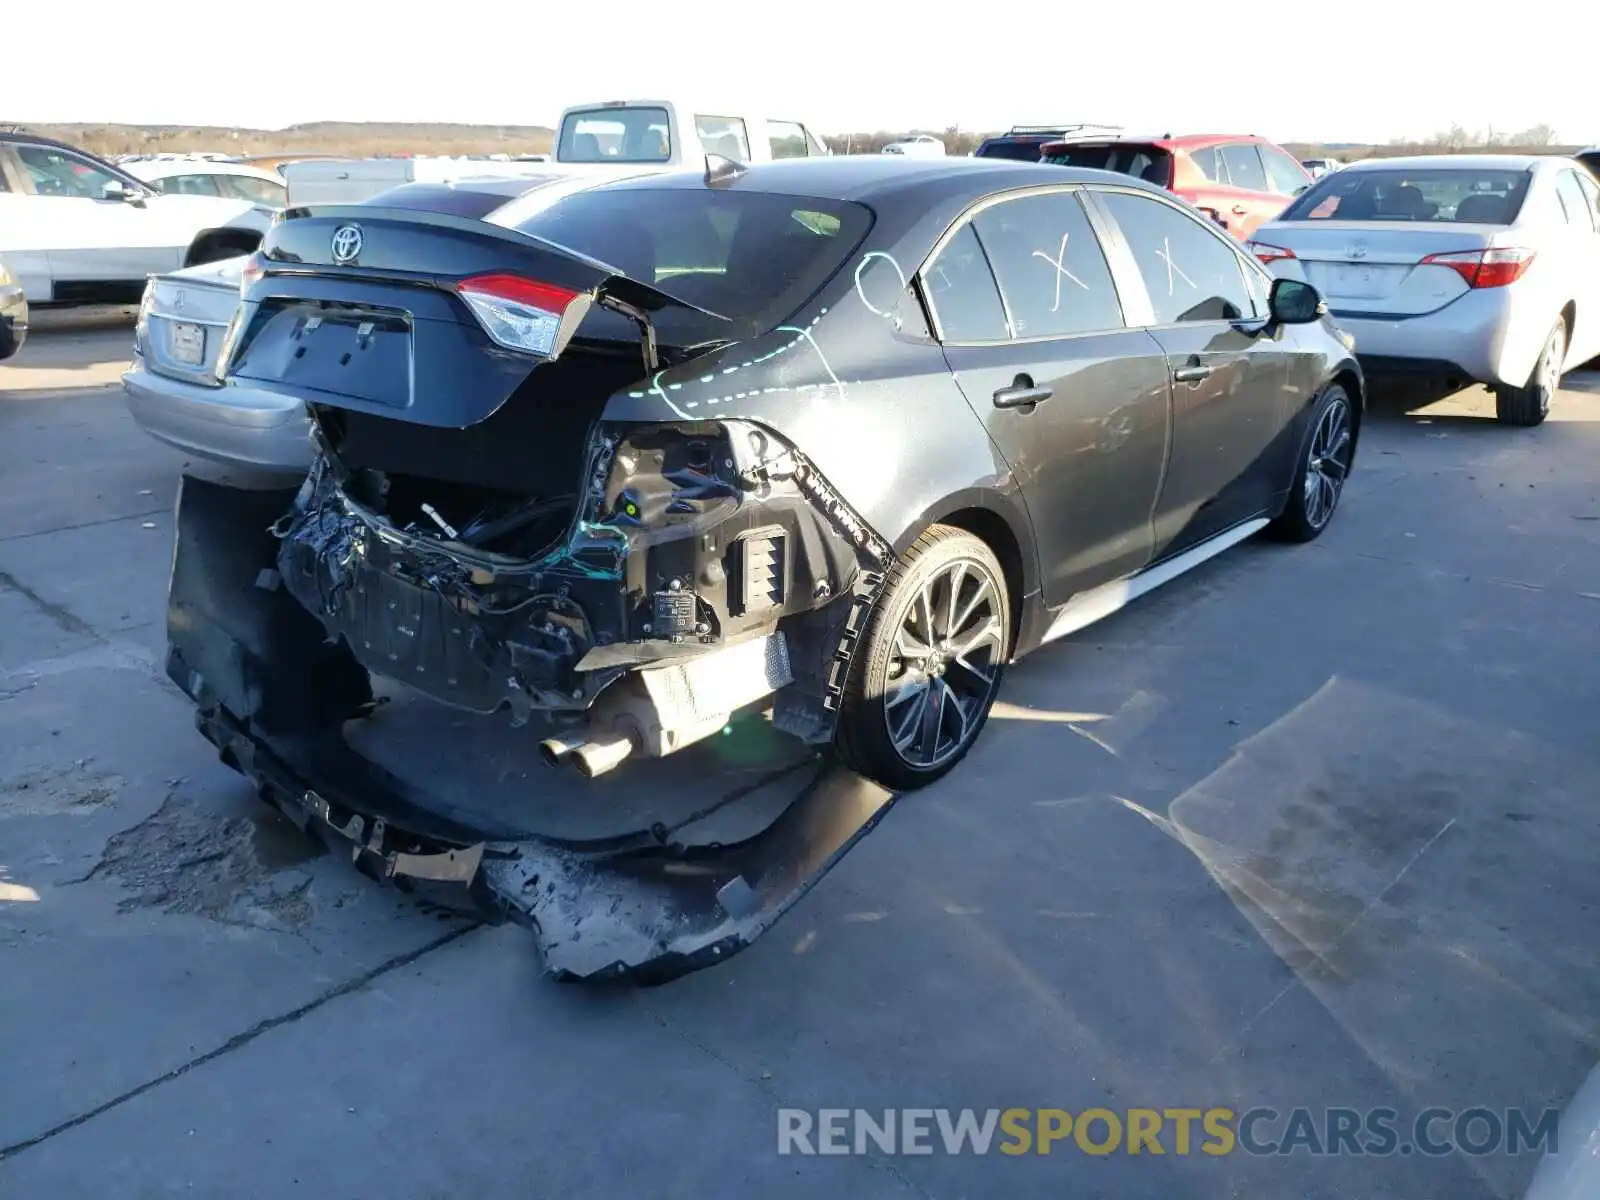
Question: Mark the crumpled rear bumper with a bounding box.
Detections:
[187,700,896,982]
[166,471,898,983]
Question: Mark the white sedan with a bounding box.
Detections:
[121,157,288,209]
[0,131,275,305]
[1246,154,1600,426]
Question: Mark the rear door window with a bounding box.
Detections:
[557,107,671,163]
[971,191,1123,338]
[161,173,222,196]
[1219,144,1269,192]
[1095,190,1256,324]
[1191,146,1225,184]
[1259,145,1310,195]
[695,115,751,161]
[922,223,1009,342]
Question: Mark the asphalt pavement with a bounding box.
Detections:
[3,309,1599,1199]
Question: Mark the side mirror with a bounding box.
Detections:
[101,180,145,205]
[1268,277,1324,325]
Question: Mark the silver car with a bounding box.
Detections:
[1246,154,1600,426]
[123,254,314,470]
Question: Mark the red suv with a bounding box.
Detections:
[1039,133,1312,240]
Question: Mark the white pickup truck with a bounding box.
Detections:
[284,101,832,206]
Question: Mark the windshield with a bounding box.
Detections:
[504,188,873,344]
[557,107,672,163]
[1041,144,1173,186]
[1277,167,1532,223]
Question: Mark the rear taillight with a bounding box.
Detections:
[455,273,585,358]
[1419,247,1535,289]
[1245,241,1296,264]
[239,251,266,297]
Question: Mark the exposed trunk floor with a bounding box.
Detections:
[340,678,820,845]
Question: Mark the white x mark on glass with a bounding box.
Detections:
[1031,232,1089,312]
[1155,236,1195,295]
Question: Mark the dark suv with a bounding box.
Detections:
[974,124,1124,162]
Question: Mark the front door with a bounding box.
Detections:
[9,142,182,289]
[920,188,1172,606]
[1089,186,1308,557]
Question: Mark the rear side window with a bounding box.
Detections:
[1096,190,1255,325]
[767,120,810,160]
[971,192,1122,337]
[1576,171,1600,227]
[1279,168,1532,223]
[922,223,1009,341]
[695,115,750,161]
[509,189,870,344]
[1555,170,1596,231]
[557,106,671,163]
[1219,144,1268,191]
[976,138,1047,162]
[1042,144,1173,188]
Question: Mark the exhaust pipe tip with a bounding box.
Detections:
[571,736,635,779]
[538,734,585,769]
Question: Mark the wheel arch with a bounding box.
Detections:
[889,488,1039,657]
[184,226,262,267]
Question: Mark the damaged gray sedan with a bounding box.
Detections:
[168,156,1361,980]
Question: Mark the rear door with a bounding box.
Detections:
[1554,167,1600,362]
[1215,143,1283,240]
[1089,185,1313,555]
[923,188,1172,604]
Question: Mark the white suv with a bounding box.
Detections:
[0,132,274,305]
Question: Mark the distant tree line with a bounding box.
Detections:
[10,120,1584,164]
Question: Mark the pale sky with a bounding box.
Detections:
[8,1,1592,145]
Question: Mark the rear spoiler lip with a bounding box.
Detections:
[268,203,730,324]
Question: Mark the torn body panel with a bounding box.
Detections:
[166,473,897,981]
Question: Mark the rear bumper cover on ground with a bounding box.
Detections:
[184,698,895,982]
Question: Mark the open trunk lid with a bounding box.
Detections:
[222,205,725,428]
[1251,222,1514,316]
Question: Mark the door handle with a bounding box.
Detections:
[993,381,1053,410]
[1231,204,1248,215]
[1173,363,1213,383]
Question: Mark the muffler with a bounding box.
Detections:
[538,631,794,779]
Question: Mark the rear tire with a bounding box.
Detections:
[1269,384,1354,543]
[1494,319,1565,427]
[834,526,1010,791]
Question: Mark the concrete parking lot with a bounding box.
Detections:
[3,310,1598,1199]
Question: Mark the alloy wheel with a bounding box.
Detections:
[1303,396,1353,530]
[881,559,1005,769]
[1537,326,1566,417]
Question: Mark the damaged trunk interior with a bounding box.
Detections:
[310,344,645,556]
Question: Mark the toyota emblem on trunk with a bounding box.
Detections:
[331,224,363,264]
